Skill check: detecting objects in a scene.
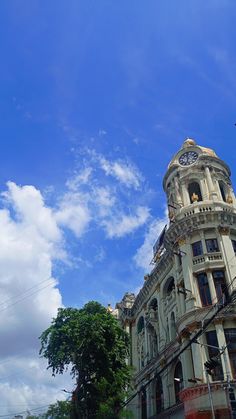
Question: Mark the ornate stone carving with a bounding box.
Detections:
[160,357,166,367]
[227,195,233,204]
[178,237,186,246]
[218,226,230,235]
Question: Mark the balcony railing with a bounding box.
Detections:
[176,201,235,221]
[193,252,223,266]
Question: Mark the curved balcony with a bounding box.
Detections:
[164,201,236,251]
[175,200,235,223]
[192,251,223,273]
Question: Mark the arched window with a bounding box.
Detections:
[137,316,144,334]
[219,181,227,202]
[148,324,158,358]
[149,298,158,311]
[174,362,183,403]
[156,376,164,414]
[149,298,158,321]
[164,277,175,298]
[188,182,202,203]
[170,312,176,341]
[140,387,147,419]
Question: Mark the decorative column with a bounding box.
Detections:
[158,285,167,352]
[180,332,195,387]
[162,371,170,409]
[228,184,236,205]
[218,227,236,294]
[181,183,190,206]
[146,382,152,418]
[214,320,233,381]
[174,253,183,317]
[200,230,207,254]
[174,177,183,207]
[144,316,149,364]
[179,238,196,311]
[205,167,217,200]
[191,335,205,382]
[206,270,218,305]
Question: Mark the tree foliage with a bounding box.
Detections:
[26,400,71,419]
[39,301,132,418]
[44,400,72,418]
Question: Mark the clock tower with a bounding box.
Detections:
[117,138,236,419]
[163,138,235,221]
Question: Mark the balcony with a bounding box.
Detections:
[192,252,223,274]
[176,200,235,222]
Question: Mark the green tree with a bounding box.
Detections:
[44,400,72,418]
[40,301,132,418]
[26,401,71,419]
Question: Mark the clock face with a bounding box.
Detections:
[179,151,198,166]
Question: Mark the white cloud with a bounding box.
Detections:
[0,153,150,414]
[103,206,150,238]
[93,186,116,218]
[55,192,91,238]
[99,156,143,189]
[0,357,71,416]
[58,154,149,239]
[134,215,168,271]
[66,167,93,190]
[3,181,61,243]
[0,182,69,415]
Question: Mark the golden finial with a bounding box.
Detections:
[107,303,113,313]
[183,138,196,147]
[191,193,199,202]
[226,195,233,204]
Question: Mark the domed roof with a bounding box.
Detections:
[168,138,217,169]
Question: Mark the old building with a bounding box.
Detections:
[116,139,236,419]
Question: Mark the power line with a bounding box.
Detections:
[120,275,236,411]
[0,403,51,417]
[0,280,55,315]
[0,277,54,310]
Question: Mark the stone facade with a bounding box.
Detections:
[116,139,236,419]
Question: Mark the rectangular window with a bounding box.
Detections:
[212,271,229,303]
[232,240,236,254]
[197,273,212,306]
[224,329,236,379]
[192,241,203,257]
[205,238,219,253]
[206,331,224,381]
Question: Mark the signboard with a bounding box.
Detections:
[153,225,167,256]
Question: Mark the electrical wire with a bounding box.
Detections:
[0,403,51,417]
[0,277,55,310]
[119,274,236,411]
[0,280,55,315]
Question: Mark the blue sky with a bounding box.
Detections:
[0,0,236,415]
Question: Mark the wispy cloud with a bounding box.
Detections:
[97,154,143,189]
[66,167,93,190]
[102,206,150,238]
[134,211,168,271]
[56,149,150,239]
[55,193,91,238]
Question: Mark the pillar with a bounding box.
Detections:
[174,177,183,207]
[181,183,190,206]
[180,334,195,387]
[215,321,232,381]
[205,167,217,200]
